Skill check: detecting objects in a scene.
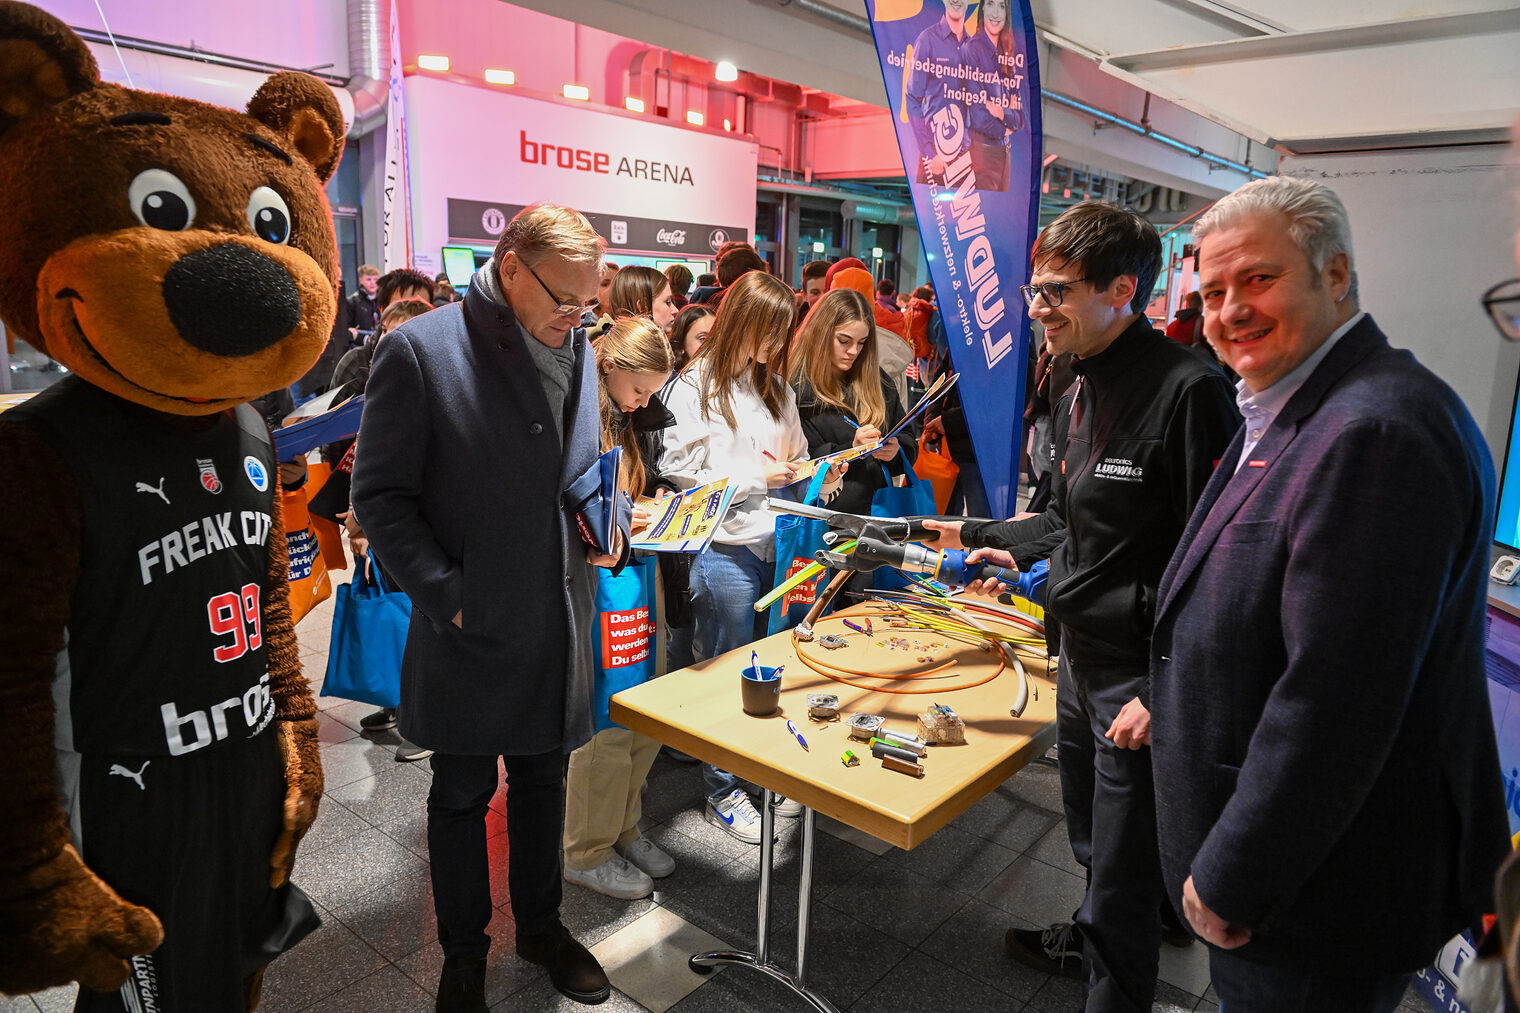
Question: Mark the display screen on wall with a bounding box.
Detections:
[655,259,709,275]
[441,246,480,289]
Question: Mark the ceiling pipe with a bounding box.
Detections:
[346,0,388,138]
[1046,90,1268,179]
[773,0,873,35]
[758,174,911,210]
[840,198,918,226]
[70,26,345,84]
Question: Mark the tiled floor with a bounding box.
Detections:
[5,591,1440,1013]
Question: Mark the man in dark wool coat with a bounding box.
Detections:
[354,203,628,1013]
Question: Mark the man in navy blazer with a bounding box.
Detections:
[353,204,626,1012]
[1150,176,1509,1012]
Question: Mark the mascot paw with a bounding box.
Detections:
[0,844,163,994]
[269,717,323,888]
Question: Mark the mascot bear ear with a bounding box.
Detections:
[0,1,100,136]
[247,71,346,183]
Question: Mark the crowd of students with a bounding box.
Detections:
[556,247,935,860]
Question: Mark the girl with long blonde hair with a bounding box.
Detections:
[592,317,674,500]
[659,270,812,842]
[563,316,680,901]
[789,288,915,513]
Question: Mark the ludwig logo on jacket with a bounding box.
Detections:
[1093,456,1144,483]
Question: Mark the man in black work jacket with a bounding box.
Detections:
[923,202,1238,1013]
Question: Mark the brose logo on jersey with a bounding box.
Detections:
[160,672,273,756]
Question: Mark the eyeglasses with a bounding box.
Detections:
[1484,279,1520,341]
[1020,278,1090,308]
[522,258,591,317]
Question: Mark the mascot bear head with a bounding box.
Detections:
[0,0,342,414]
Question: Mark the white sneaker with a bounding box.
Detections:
[706,789,764,845]
[744,785,804,818]
[771,795,804,818]
[563,854,653,900]
[616,836,675,878]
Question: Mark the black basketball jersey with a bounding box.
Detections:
[5,377,279,757]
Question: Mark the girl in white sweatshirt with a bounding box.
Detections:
[659,270,809,842]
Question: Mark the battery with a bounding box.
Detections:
[881,755,925,778]
[877,728,927,755]
[869,740,920,763]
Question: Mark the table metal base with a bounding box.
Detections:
[686,790,842,1013]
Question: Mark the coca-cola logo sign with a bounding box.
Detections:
[656,229,687,246]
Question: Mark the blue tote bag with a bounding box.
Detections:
[321,556,410,709]
[870,464,936,591]
[767,469,832,636]
[592,553,660,732]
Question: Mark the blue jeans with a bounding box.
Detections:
[666,623,694,674]
[1211,952,1410,1013]
[691,543,772,802]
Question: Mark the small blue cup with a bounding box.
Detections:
[741,665,781,716]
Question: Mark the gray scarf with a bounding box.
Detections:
[477,257,577,441]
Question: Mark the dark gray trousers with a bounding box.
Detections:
[1057,650,1164,1013]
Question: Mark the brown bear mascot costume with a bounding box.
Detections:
[0,3,342,1009]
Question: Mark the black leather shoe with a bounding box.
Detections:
[436,955,487,1013]
[1005,923,1084,981]
[516,922,610,1004]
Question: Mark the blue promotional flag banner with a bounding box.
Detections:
[863,0,1042,518]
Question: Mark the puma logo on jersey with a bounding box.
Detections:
[135,478,169,505]
[108,761,150,791]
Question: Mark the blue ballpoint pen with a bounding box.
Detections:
[751,650,762,681]
[785,719,809,751]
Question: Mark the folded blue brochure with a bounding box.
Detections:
[273,395,364,461]
[564,446,628,556]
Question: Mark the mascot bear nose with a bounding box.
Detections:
[162,243,304,357]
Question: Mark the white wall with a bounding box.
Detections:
[1279,145,1520,462]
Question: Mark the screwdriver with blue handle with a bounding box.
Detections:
[760,498,1048,601]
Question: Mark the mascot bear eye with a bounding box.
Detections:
[246,186,291,245]
[127,168,196,231]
